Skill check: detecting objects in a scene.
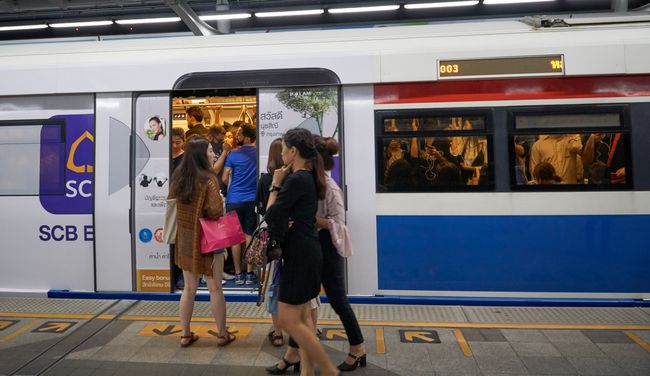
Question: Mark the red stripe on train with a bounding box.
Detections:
[374,75,650,104]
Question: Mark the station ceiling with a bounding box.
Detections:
[1,0,649,41]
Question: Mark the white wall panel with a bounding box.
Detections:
[343,85,378,295]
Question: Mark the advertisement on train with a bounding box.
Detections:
[0,95,95,292]
[133,94,171,292]
[257,87,341,181]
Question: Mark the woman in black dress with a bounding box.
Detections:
[265,128,338,376]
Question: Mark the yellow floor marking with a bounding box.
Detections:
[453,329,473,356]
[375,328,386,354]
[0,321,38,343]
[138,323,252,338]
[625,331,650,353]
[0,312,94,320]
[96,314,115,320]
[118,315,650,330]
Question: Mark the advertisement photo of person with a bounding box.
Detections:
[145,116,166,141]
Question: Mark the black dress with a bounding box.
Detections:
[265,170,322,305]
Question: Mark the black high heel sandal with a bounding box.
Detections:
[265,357,301,374]
[337,353,367,372]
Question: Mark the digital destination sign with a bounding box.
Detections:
[438,55,564,79]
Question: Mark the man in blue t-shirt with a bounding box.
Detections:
[223,123,258,285]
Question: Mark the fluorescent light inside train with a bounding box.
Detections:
[115,17,181,25]
[200,13,252,21]
[0,24,48,31]
[255,9,324,18]
[405,1,479,9]
[483,0,555,4]
[328,5,400,14]
[50,20,114,28]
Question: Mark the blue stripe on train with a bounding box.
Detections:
[377,215,650,293]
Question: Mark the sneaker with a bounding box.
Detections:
[222,279,227,285]
[222,272,235,281]
[234,272,245,285]
[175,279,184,290]
[245,272,258,285]
[199,277,207,288]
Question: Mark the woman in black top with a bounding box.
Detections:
[265,128,337,376]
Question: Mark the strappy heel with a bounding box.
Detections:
[267,330,284,347]
[337,352,366,372]
[265,356,301,374]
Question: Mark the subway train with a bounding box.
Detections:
[0,16,649,302]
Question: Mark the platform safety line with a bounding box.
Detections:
[453,329,473,357]
[375,328,386,354]
[117,315,650,330]
[95,314,116,320]
[0,320,38,344]
[0,312,94,320]
[625,332,650,353]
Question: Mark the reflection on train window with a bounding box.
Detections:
[384,115,485,132]
[512,132,628,186]
[0,124,64,196]
[381,136,491,191]
[515,113,621,129]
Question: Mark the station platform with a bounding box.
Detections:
[0,296,649,376]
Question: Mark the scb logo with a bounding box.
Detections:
[40,114,94,215]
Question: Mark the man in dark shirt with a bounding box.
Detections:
[185,106,208,139]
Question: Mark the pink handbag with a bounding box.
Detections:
[199,212,246,254]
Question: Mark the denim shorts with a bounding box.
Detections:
[226,201,256,235]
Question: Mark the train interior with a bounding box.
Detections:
[170,88,259,292]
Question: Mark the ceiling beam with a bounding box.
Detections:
[165,0,218,36]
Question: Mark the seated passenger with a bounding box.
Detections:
[532,162,562,185]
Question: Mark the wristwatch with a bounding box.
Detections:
[269,185,282,193]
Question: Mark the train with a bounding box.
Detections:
[0,15,649,301]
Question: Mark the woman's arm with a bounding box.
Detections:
[204,176,224,219]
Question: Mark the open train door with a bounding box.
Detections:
[172,68,343,292]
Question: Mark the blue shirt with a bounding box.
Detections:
[225,144,257,203]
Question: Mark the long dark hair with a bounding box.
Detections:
[283,128,326,200]
[170,137,213,203]
[267,137,283,174]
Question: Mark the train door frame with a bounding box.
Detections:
[171,68,345,293]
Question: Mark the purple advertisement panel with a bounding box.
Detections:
[40,114,94,215]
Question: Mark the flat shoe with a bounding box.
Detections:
[180,332,199,348]
[216,331,236,347]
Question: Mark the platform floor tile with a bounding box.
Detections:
[0,297,116,315]
[463,306,650,325]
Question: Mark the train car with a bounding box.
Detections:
[0,16,649,301]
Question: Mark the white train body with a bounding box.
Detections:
[1,19,649,299]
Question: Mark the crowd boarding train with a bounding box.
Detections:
[0,16,649,302]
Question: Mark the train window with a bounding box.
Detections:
[0,124,65,196]
[376,112,493,192]
[510,109,630,189]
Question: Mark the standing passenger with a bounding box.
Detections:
[265,128,338,376]
[222,123,258,286]
[168,138,235,347]
[313,136,366,371]
[185,106,208,139]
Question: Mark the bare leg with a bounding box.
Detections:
[232,243,243,274]
[279,302,337,376]
[205,253,227,336]
[179,270,199,345]
[244,234,253,273]
[300,304,315,376]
